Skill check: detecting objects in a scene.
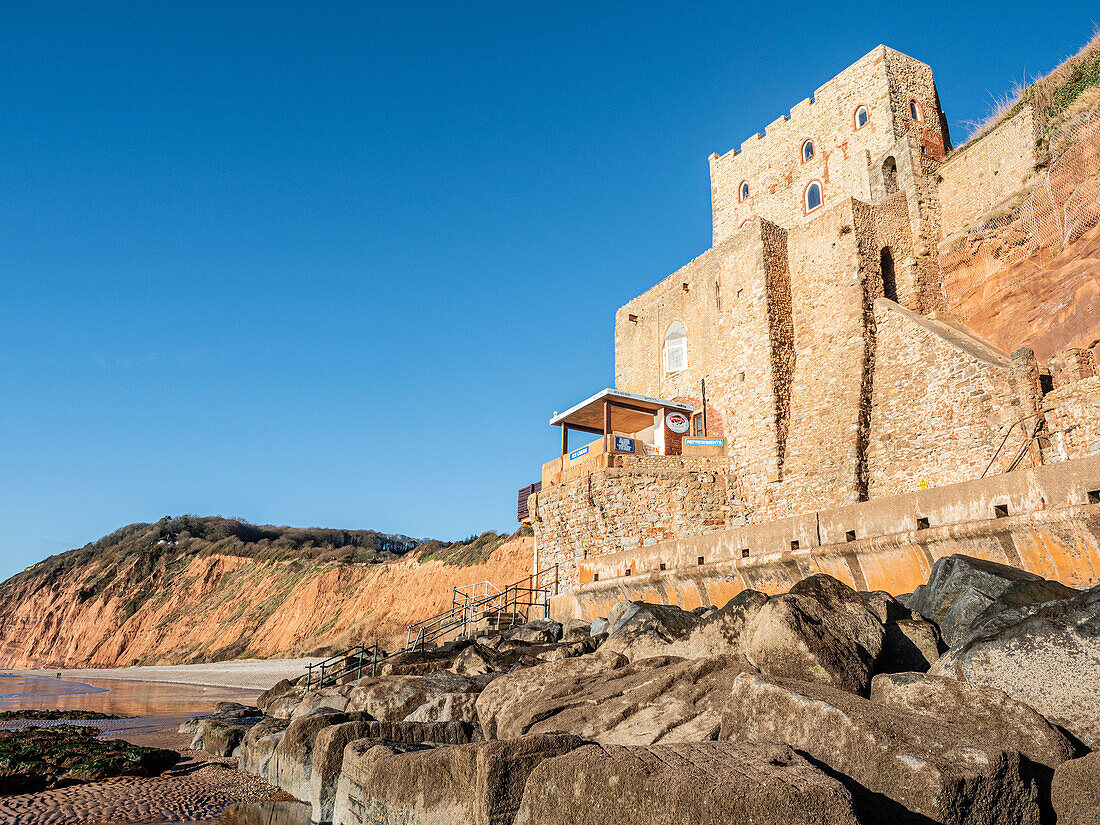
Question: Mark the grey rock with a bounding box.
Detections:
[931,584,1100,747]
[907,555,1073,646]
[720,673,1040,824]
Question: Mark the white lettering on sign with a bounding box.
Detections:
[666,412,690,434]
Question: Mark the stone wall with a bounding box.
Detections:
[550,455,1100,621]
[867,300,1025,497]
[1045,375,1100,462]
[936,106,1039,238]
[530,456,741,591]
[709,46,947,244]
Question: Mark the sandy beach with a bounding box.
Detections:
[0,668,310,824]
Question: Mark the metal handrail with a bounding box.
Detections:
[302,565,562,688]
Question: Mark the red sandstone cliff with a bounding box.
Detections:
[0,521,532,669]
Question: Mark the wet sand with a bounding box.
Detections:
[0,675,292,824]
[0,753,293,824]
[14,657,321,692]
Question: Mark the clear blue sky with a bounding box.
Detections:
[1,2,1095,580]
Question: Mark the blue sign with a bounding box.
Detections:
[685,438,724,446]
[613,436,635,453]
[568,445,590,461]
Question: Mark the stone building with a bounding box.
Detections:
[526,45,1100,614]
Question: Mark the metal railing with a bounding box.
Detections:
[304,643,388,690]
[404,565,559,652]
[300,565,561,688]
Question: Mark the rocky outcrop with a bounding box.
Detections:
[513,741,861,825]
[931,584,1100,746]
[309,721,378,824]
[331,734,586,825]
[1052,752,1100,825]
[268,711,356,802]
[234,556,1096,825]
[743,575,885,695]
[477,651,749,744]
[238,717,290,779]
[720,673,1041,824]
[904,554,1075,646]
[869,672,1076,770]
[280,671,491,724]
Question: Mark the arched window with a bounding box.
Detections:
[802,139,815,163]
[909,99,923,122]
[804,181,823,213]
[882,157,898,195]
[738,218,751,230]
[663,321,687,374]
[739,181,750,202]
[854,105,869,129]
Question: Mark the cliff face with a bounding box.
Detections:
[943,220,1100,363]
[0,523,533,669]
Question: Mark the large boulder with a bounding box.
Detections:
[1052,752,1100,825]
[238,716,290,779]
[286,671,491,724]
[742,574,885,695]
[257,678,301,716]
[190,717,256,757]
[720,673,1041,824]
[179,703,262,735]
[877,618,944,673]
[931,585,1100,747]
[331,733,587,825]
[512,741,860,825]
[476,650,750,745]
[904,555,1074,646]
[598,601,702,661]
[503,619,563,645]
[602,590,767,662]
[869,672,1075,770]
[309,721,377,824]
[268,710,352,801]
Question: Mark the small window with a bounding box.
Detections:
[854,105,869,129]
[1088,490,1100,504]
[624,568,631,576]
[909,99,923,122]
[804,181,823,213]
[663,321,688,374]
[592,572,599,582]
[739,181,750,202]
[801,139,815,162]
[916,517,930,530]
[845,530,856,542]
[994,504,1009,519]
[692,412,706,436]
[659,563,666,571]
[741,548,749,559]
[790,540,800,551]
[697,556,705,565]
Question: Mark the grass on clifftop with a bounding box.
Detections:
[11,516,514,604]
[962,30,1100,147]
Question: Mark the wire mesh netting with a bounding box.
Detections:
[941,113,1100,303]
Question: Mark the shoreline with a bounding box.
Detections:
[0,673,296,823]
[9,657,322,692]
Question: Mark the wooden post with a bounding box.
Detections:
[560,424,568,456]
[603,400,611,436]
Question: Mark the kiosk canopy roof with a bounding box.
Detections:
[549,388,692,433]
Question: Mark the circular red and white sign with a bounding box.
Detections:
[666,412,690,434]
